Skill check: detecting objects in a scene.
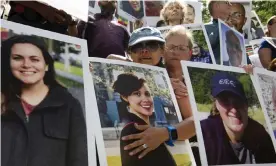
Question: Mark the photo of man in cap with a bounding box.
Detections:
[200,72,276,165]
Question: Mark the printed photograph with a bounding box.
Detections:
[219,19,247,67]
[157,23,215,64]
[118,0,145,22]
[181,61,276,166]
[254,68,276,147]
[89,58,195,166]
[250,10,265,41]
[1,20,94,166]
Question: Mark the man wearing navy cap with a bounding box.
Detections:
[201,72,276,165]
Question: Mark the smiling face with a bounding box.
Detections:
[129,0,141,11]
[229,3,247,33]
[125,84,154,117]
[215,92,248,134]
[10,43,47,86]
[192,43,200,56]
[184,5,195,24]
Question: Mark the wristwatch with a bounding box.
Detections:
[165,125,178,146]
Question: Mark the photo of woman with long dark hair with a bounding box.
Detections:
[113,73,176,166]
[1,35,88,166]
[120,0,144,20]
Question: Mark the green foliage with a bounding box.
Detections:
[252,1,276,25]
[192,30,209,50]
[187,67,261,108]
[90,62,172,101]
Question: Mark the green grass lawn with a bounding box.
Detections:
[54,62,83,77]
[56,75,83,88]
[197,103,266,126]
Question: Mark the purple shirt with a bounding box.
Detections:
[77,14,129,58]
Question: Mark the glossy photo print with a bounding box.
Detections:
[219,19,247,67]
[118,0,145,22]
[181,61,276,166]
[250,10,265,41]
[88,58,195,166]
[253,68,276,148]
[0,20,95,165]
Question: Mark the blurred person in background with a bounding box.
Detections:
[190,42,212,64]
[121,0,144,20]
[205,0,232,64]
[160,0,186,26]
[228,3,248,39]
[258,16,276,68]
[7,1,77,35]
[77,0,129,58]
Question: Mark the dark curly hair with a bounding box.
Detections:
[113,73,146,98]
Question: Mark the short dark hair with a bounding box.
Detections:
[113,73,146,98]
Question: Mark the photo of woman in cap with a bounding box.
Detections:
[1,35,88,166]
[201,72,276,165]
[120,0,144,20]
[113,73,177,166]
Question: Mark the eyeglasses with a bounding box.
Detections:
[166,45,189,52]
[230,12,244,19]
[130,41,162,53]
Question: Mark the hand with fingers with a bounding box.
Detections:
[121,123,169,159]
[240,64,255,74]
[170,78,188,99]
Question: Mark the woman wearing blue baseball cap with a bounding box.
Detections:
[201,72,276,165]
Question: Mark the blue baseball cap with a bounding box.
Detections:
[129,27,165,47]
[211,72,247,101]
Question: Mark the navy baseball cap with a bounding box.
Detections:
[129,27,165,47]
[211,72,247,101]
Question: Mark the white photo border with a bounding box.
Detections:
[181,60,276,166]
[218,19,247,66]
[253,68,276,150]
[0,19,96,166]
[88,57,196,166]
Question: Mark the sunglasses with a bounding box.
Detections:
[130,41,162,53]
